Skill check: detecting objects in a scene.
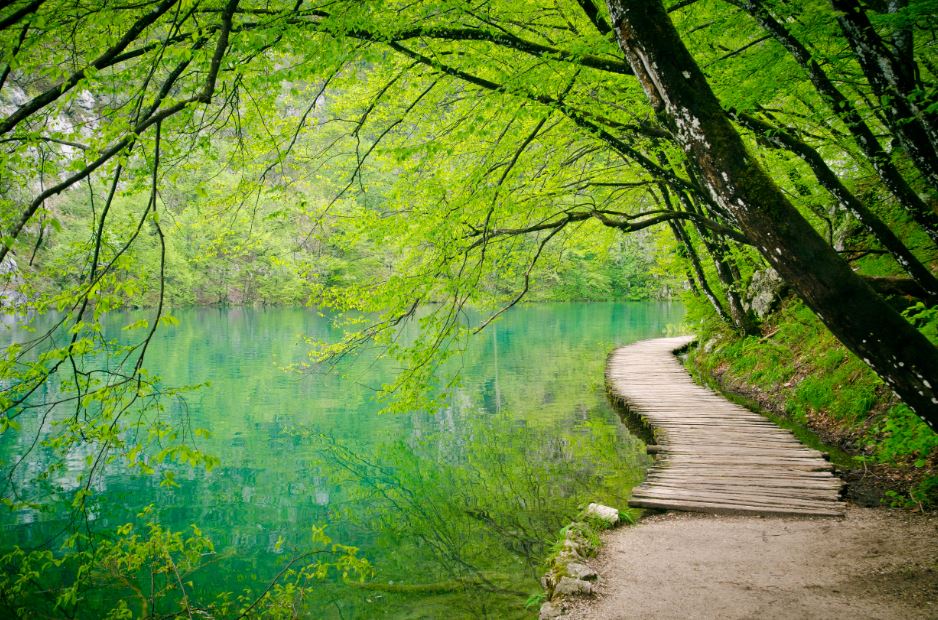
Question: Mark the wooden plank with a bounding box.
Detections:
[646,475,843,489]
[631,490,844,511]
[634,484,842,503]
[652,467,838,478]
[658,448,824,457]
[627,497,845,518]
[630,495,843,514]
[660,460,833,468]
[646,476,843,489]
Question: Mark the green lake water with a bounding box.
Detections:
[1,302,683,618]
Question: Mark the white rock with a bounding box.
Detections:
[585,503,620,525]
[561,538,583,556]
[557,548,583,565]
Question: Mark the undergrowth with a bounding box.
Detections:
[687,298,938,510]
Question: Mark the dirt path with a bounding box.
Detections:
[562,506,937,620]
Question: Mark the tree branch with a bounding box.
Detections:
[0,0,180,136]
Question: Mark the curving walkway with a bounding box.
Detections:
[607,336,845,517]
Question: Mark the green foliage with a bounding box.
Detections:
[34,170,667,308]
[0,507,371,619]
[1,0,937,614]
[883,478,938,511]
[285,387,648,617]
[875,404,938,467]
[524,592,546,610]
[693,301,886,426]
[530,233,666,301]
[902,302,938,345]
[308,407,645,566]
[910,478,938,509]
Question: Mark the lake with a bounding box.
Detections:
[0,302,683,618]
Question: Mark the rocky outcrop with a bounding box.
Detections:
[744,268,788,320]
[0,257,27,307]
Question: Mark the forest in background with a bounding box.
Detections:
[20,169,670,306]
[0,0,937,616]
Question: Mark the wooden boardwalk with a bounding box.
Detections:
[608,336,846,517]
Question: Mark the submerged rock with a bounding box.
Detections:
[585,503,619,525]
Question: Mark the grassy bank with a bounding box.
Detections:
[685,299,938,510]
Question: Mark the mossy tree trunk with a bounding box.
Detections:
[732,109,938,303]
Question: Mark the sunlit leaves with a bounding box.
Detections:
[0,510,371,618]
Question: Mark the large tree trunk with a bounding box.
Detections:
[606,0,938,427]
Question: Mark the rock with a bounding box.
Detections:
[0,257,27,307]
[556,548,583,566]
[561,538,583,556]
[553,576,594,596]
[565,562,597,581]
[745,268,787,319]
[585,503,619,525]
[539,601,565,619]
[564,525,585,541]
[541,571,557,591]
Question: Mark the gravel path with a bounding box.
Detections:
[562,506,937,620]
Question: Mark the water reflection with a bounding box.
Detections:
[1,302,682,617]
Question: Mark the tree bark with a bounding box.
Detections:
[606,0,938,426]
[885,0,915,84]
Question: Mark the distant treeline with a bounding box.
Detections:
[19,171,674,308]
